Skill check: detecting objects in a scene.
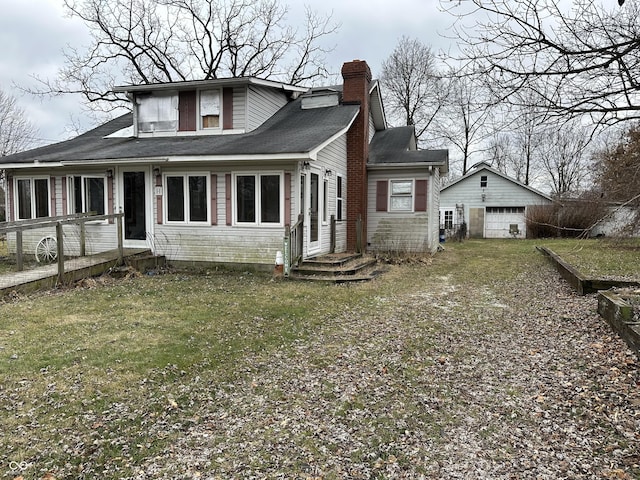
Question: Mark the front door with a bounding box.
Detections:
[120,169,151,247]
[305,169,322,256]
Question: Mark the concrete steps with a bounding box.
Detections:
[290,253,386,283]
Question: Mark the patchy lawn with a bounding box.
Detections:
[537,237,640,280]
[1,239,638,479]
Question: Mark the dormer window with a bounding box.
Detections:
[135,86,232,134]
[200,90,220,129]
[138,93,178,133]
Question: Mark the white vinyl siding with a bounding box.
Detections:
[367,169,431,253]
[232,87,246,130]
[246,85,288,131]
[313,134,347,255]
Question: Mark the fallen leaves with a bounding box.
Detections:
[2,250,639,479]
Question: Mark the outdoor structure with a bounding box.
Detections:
[0,60,448,270]
[440,162,553,239]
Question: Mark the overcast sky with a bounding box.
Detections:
[0,0,457,146]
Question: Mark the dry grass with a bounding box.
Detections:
[537,238,640,280]
[0,239,638,479]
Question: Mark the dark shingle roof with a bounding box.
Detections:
[369,127,448,168]
[1,97,360,165]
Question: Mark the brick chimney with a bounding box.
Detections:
[342,60,371,252]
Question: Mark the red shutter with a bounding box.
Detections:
[61,177,68,216]
[7,175,13,222]
[107,175,114,223]
[225,174,232,225]
[50,177,56,216]
[415,179,427,212]
[156,173,163,225]
[223,88,233,130]
[178,91,197,131]
[284,172,291,225]
[376,180,388,212]
[211,174,218,225]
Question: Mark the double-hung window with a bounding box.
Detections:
[15,177,50,220]
[69,176,107,216]
[235,173,282,225]
[165,174,209,223]
[389,180,414,212]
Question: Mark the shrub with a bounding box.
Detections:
[526,200,608,238]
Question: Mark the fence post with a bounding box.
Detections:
[80,222,86,257]
[56,222,64,284]
[283,225,291,277]
[16,230,23,272]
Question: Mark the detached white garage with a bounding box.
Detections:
[440,163,554,239]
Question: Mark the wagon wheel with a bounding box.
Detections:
[35,236,58,263]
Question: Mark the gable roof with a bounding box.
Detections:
[441,163,553,201]
[368,126,449,173]
[0,96,360,167]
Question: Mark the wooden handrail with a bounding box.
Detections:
[284,213,304,276]
[0,212,103,234]
[2,212,125,274]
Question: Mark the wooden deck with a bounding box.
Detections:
[0,248,151,298]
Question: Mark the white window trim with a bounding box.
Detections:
[388,179,415,213]
[232,171,284,227]
[322,177,329,225]
[68,175,109,222]
[440,208,454,229]
[163,172,211,225]
[14,176,51,220]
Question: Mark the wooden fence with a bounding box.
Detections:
[0,212,124,284]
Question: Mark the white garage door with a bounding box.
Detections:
[485,207,526,238]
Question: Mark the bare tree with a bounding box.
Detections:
[436,72,492,175]
[0,90,38,157]
[380,37,445,146]
[443,0,640,127]
[28,0,339,112]
[540,122,591,196]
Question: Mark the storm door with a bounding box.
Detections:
[121,170,150,245]
[306,169,321,256]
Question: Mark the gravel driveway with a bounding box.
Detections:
[134,250,639,479]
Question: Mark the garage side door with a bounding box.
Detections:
[485,207,526,238]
